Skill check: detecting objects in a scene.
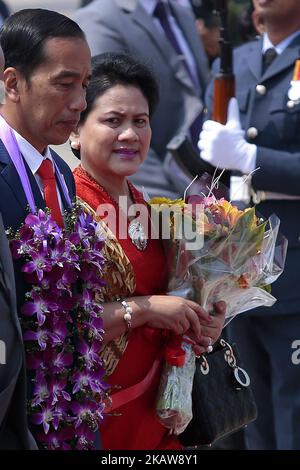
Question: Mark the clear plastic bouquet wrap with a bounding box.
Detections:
[156,340,195,435]
[149,174,287,434]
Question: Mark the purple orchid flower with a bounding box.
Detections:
[25,210,62,239]
[22,244,53,281]
[49,378,71,405]
[72,369,107,395]
[77,340,103,370]
[74,425,95,450]
[10,225,35,259]
[21,291,59,326]
[82,317,104,342]
[31,404,56,435]
[46,239,68,266]
[88,302,104,319]
[49,324,69,347]
[26,351,47,371]
[56,265,79,290]
[51,350,74,373]
[37,428,73,450]
[32,370,50,407]
[70,401,98,430]
[24,328,49,350]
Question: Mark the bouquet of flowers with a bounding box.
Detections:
[150,174,287,434]
[8,206,108,450]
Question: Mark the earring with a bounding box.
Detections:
[70,141,80,150]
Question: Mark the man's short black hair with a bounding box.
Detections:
[0,8,86,80]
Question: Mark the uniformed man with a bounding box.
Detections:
[198,0,300,450]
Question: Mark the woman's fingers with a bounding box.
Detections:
[193,344,206,356]
[198,335,212,350]
[214,300,226,316]
[185,309,202,341]
[185,299,213,324]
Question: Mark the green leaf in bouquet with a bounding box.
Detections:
[260,284,272,294]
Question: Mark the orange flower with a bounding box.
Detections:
[237,274,250,289]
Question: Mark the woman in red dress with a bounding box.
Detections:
[70,52,226,450]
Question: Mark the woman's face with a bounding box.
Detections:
[77,84,151,181]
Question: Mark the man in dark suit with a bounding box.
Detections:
[73,0,210,198]
[0,40,36,450]
[0,9,92,449]
[199,0,300,450]
[0,0,9,27]
[0,214,37,449]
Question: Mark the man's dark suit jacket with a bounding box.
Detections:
[0,139,75,449]
[0,213,37,449]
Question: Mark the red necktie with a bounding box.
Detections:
[37,159,64,227]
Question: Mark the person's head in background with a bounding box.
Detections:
[191,0,264,62]
[0,0,10,29]
[70,52,159,196]
[239,3,264,41]
[0,8,91,153]
[191,0,221,65]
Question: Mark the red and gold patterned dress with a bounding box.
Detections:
[74,166,182,450]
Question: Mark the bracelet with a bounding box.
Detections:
[118,299,133,330]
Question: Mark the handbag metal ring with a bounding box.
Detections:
[234,366,250,387]
[200,356,210,375]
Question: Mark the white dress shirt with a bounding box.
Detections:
[262,30,300,55]
[12,129,64,211]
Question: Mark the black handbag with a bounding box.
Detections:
[179,339,257,447]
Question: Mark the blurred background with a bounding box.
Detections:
[5,0,79,16]
[2,0,255,169]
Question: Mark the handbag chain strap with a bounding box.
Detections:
[199,338,251,389]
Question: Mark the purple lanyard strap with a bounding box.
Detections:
[0,114,72,212]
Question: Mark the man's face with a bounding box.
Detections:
[13,36,91,153]
[253,0,300,22]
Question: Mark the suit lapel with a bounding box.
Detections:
[50,150,74,213]
[170,1,209,89]
[245,35,300,82]
[0,140,45,214]
[243,38,264,81]
[0,214,22,336]
[262,36,300,82]
[131,2,195,92]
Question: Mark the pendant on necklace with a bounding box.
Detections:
[128,219,148,251]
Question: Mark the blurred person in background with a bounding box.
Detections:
[0,42,36,450]
[198,0,300,450]
[0,1,9,27]
[73,0,210,200]
[191,0,220,66]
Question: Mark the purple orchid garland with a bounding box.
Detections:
[0,115,108,449]
[9,207,108,450]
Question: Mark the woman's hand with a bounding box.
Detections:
[143,295,213,341]
[194,300,226,355]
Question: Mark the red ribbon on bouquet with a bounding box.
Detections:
[164,334,186,367]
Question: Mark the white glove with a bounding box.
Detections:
[198,97,257,174]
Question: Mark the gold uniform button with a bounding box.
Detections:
[256,84,267,95]
[247,127,258,139]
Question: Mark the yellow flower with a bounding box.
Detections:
[149,197,185,208]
